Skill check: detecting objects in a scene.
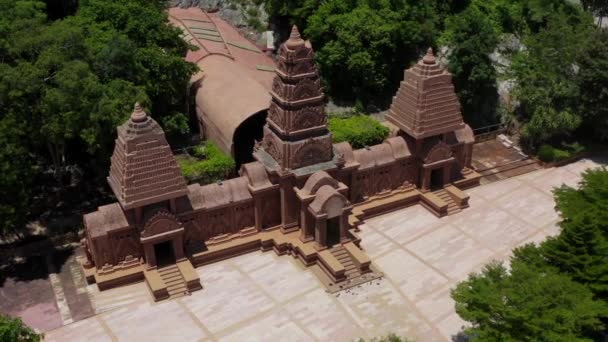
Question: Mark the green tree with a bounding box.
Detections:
[577,28,608,141]
[452,259,606,341]
[453,169,608,340]
[443,4,500,128]
[581,0,608,25]
[0,115,35,238]
[0,0,196,236]
[264,0,321,31]
[541,168,608,298]
[510,8,593,147]
[305,0,436,105]
[0,314,42,342]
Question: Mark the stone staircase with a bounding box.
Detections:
[158,264,189,299]
[330,245,361,279]
[433,189,461,215]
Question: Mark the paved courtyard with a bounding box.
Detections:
[43,158,605,341]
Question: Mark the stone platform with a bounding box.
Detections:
[27,157,608,340]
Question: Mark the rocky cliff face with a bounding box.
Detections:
[169,0,269,43]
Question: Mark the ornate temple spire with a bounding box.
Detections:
[130,102,147,122]
[257,28,333,170]
[107,103,188,210]
[286,25,305,49]
[386,47,464,139]
[422,47,436,65]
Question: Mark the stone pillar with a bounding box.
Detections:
[254,196,262,231]
[280,175,298,232]
[173,235,185,261]
[339,213,349,243]
[299,202,310,242]
[144,244,156,269]
[443,164,452,186]
[421,167,430,192]
[314,217,327,251]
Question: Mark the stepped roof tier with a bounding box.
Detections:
[107,103,188,210]
[387,48,465,139]
[258,25,333,171]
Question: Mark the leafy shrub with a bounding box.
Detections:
[177,142,235,184]
[563,141,585,155]
[328,115,390,149]
[537,144,555,162]
[537,142,586,163]
[553,148,571,162]
[0,315,42,342]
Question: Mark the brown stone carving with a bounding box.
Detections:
[293,106,326,129]
[263,135,282,163]
[293,138,332,169]
[386,48,465,139]
[81,44,480,298]
[424,141,453,164]
[107,103,188,210]
[259,25,333,170]
[141,211,183,238]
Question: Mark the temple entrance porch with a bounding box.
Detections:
[430,168,444,191]
[420,159,454,192]
[326,217,341,247]
[154,241,176,268]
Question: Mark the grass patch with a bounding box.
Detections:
[328,114,389,149]
[177,142,235,184]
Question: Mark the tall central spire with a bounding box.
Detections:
[258,25,333,170]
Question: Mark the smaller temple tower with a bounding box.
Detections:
[386,48,476,191]
[108,103,189,214]
[261,25,333,170]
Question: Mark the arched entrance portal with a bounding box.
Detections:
[233,110,267,168]
[140,211,185,270]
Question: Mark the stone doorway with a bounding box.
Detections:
[154,241,176,268]
[326,217,341,247]
[233,110,267,168]
[430,168,444,191]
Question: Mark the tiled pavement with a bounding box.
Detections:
[0,248,94,333]
[43,158,606,341]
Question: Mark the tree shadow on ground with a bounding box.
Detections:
[451,330,470,342]
[0,246,74,288]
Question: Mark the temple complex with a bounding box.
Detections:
[81,27,481,300]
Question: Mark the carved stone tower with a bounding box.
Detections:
[261,25,333,170]
[108,103,188,212]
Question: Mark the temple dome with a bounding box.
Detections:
[107,103,188,210]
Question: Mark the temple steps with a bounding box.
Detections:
[433,189,461,215]
[330,246,361,279]
[158,264,189,299]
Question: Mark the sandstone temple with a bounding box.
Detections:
[81,25,480,300]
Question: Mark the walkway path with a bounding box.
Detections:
[43,157,605,341]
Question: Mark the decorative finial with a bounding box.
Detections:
[286,25,305,48]
[423,47,436,65]
[131,102,147,122]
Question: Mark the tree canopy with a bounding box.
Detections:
[453,168,608,340]
[304,0,436,105]
[0,0,197,237]
[0,315,42,342]
[452,259,606,341]
[442,3,500,128]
